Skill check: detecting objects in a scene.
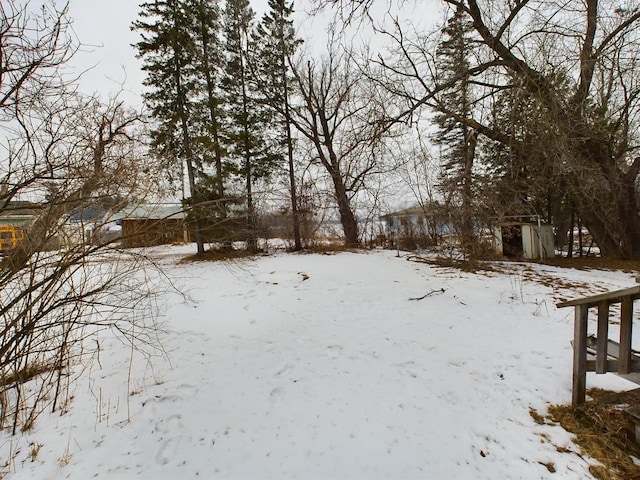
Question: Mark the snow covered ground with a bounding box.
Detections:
[2,246,639,479]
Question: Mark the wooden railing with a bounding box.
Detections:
[557,285,640,407]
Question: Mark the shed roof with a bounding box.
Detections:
[112,203,185,221]
[0,200,40,218]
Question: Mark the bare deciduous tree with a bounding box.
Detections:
[288,44,396,247]
[318,0,640,258]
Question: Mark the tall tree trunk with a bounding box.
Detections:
[172,52,204,254]
[577,209,620,257]
[569,133,640,258]
[461,129,477,256]
[568,210,575,258]
[197,3,232,248]
[281,53,302,251]
[179,116,205,255]
[618,182,640,256]
[330,172,358,247]
[240,52,257,253]
[577,192,640,258]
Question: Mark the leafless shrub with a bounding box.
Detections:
[0,0,169,434]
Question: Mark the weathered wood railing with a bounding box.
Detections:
[557,286,640,407]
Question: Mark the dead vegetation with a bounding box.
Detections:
[541,388,640,480]
[406,253,640,306]
[405,255,499,274]
[409,251,640,275]
[180,241,362,263]
[180,247,260,263]
[542,257,640,274]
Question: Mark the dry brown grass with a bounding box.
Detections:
[179,242,358,262]
[417,251,640,275]
[301,242,359,254]
[406,255,499,273]
[1,361,57,388]
[180,248,262,263]
[545,388,640,480]
[408,254,639,304]
[542,257,640,274]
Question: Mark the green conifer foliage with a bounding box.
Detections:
[432,5,478,255]
[133,0,205,254]
[252,0,303,250]
[222,0,278,252]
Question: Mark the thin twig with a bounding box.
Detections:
[409,288,446,301]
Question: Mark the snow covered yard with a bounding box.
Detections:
[2,247,639,479]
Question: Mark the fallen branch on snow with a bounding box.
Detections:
[409,288,446,301]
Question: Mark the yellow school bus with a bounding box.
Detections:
[0,225,25,253]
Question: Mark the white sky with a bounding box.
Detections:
[64,0,442,109]
[66,0,146,107]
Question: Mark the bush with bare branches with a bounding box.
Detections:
[0,0,167,433]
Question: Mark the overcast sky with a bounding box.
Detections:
[63,0,441,108]
[66,0,145,106]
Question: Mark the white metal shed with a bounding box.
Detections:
[494,221,554,259]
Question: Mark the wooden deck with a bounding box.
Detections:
[557,286,640,407]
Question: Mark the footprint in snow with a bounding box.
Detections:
[141,394,183,419]
[326,345,343,359]
[269,386,285,404]
[274,364,294,377]
[155,413,183,434]
[156,435,181,465]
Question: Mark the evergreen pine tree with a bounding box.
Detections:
[222,0,276,252]
[133,0,206,254]
[187,0,226,200]
[484,74,574,250]
[252,0,303,250]
[432,5,477,256]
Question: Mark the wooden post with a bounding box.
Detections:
[572,304,589,407]
[619,296,633,374]
[596,301,609,374]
